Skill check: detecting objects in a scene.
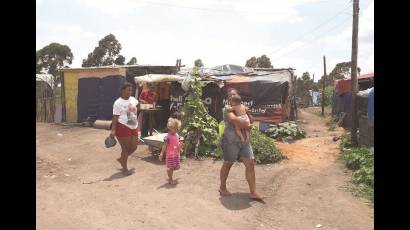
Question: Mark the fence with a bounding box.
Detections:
[36,81,63,123]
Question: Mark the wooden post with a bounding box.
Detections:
[351,0,360,146]
[322,56,326,116]
[312,74,315,106]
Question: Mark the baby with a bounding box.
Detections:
[226,95,251,143]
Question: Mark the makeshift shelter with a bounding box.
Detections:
[61,65,180,123]
[134,68,297,126]
[221,70,295,123]
[357,87,374,147]
[332,72,374,129]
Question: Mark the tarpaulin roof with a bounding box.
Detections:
[225,70,292,83]
[134,74,184,83]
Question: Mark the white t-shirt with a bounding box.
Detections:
[113,96,139,129]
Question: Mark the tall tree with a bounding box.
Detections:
[114,55,125,65]
[256,55,273,68]
[82,34,124,67]
[296,72,314,107]
[245,56,257,68]
[317,61,361,88]
[194,59,204,67]
[245,55,273,68]
[36,42,73,87]
[127,57,137,65]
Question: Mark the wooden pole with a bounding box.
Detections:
[322,56,326,116]
[351,0,360,146]
[312,74,315,106]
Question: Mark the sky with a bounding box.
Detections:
[36,0,374,80]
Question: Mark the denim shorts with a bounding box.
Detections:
[220,136,254,162]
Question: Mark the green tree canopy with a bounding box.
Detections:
[318,61,361,88]
[194,59,204,67]
[245,55,273,68]
[127,57,137,65]
[36,42,74,86]
[82,34,124,67]
[245,56,257,68]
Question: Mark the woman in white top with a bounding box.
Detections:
[110,82,140,175]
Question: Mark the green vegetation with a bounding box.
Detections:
[339,132,374,203]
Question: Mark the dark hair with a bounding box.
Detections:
[226,87,240,95]
[121,82,133,91]
[230,95,242,104]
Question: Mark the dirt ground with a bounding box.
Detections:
[36,108,374,230]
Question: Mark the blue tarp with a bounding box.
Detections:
[311,91,320,106]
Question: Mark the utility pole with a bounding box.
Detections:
[322,56,326,116]
[351,0,360,146]
[311,74,315,106]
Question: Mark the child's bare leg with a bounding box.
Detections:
[235,126,245,142]
[244,130,250,142]
[167,168,174,184]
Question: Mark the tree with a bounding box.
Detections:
[36,42,73,87]
[194,59,203,67]
[296,72,314,107]
[114,55,125,65]
[318,61,361,88]
[127,57,137,65]
[82,34,124,67]
[256,55,273,68]
[245,55,273,68]
[245,56,257,68]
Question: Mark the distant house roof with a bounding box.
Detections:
[334,72,374,96]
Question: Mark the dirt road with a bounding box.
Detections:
[36,108,373,230]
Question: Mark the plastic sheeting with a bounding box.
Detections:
[77,75,125,122]
[368,87,374,125]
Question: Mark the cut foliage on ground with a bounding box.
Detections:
[339,132,374,203]
[264,121,306,142]
[251,128,286,164]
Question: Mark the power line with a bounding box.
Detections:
[140,0,349,15]
[271,16,352,62]
[267,2,352,56]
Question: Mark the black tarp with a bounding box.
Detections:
[99,75,125,120]
[77,76,125,122]
[77,78,100,122]
[249,81,289,105]
[202,82,223,122]
[169,82,185,116]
